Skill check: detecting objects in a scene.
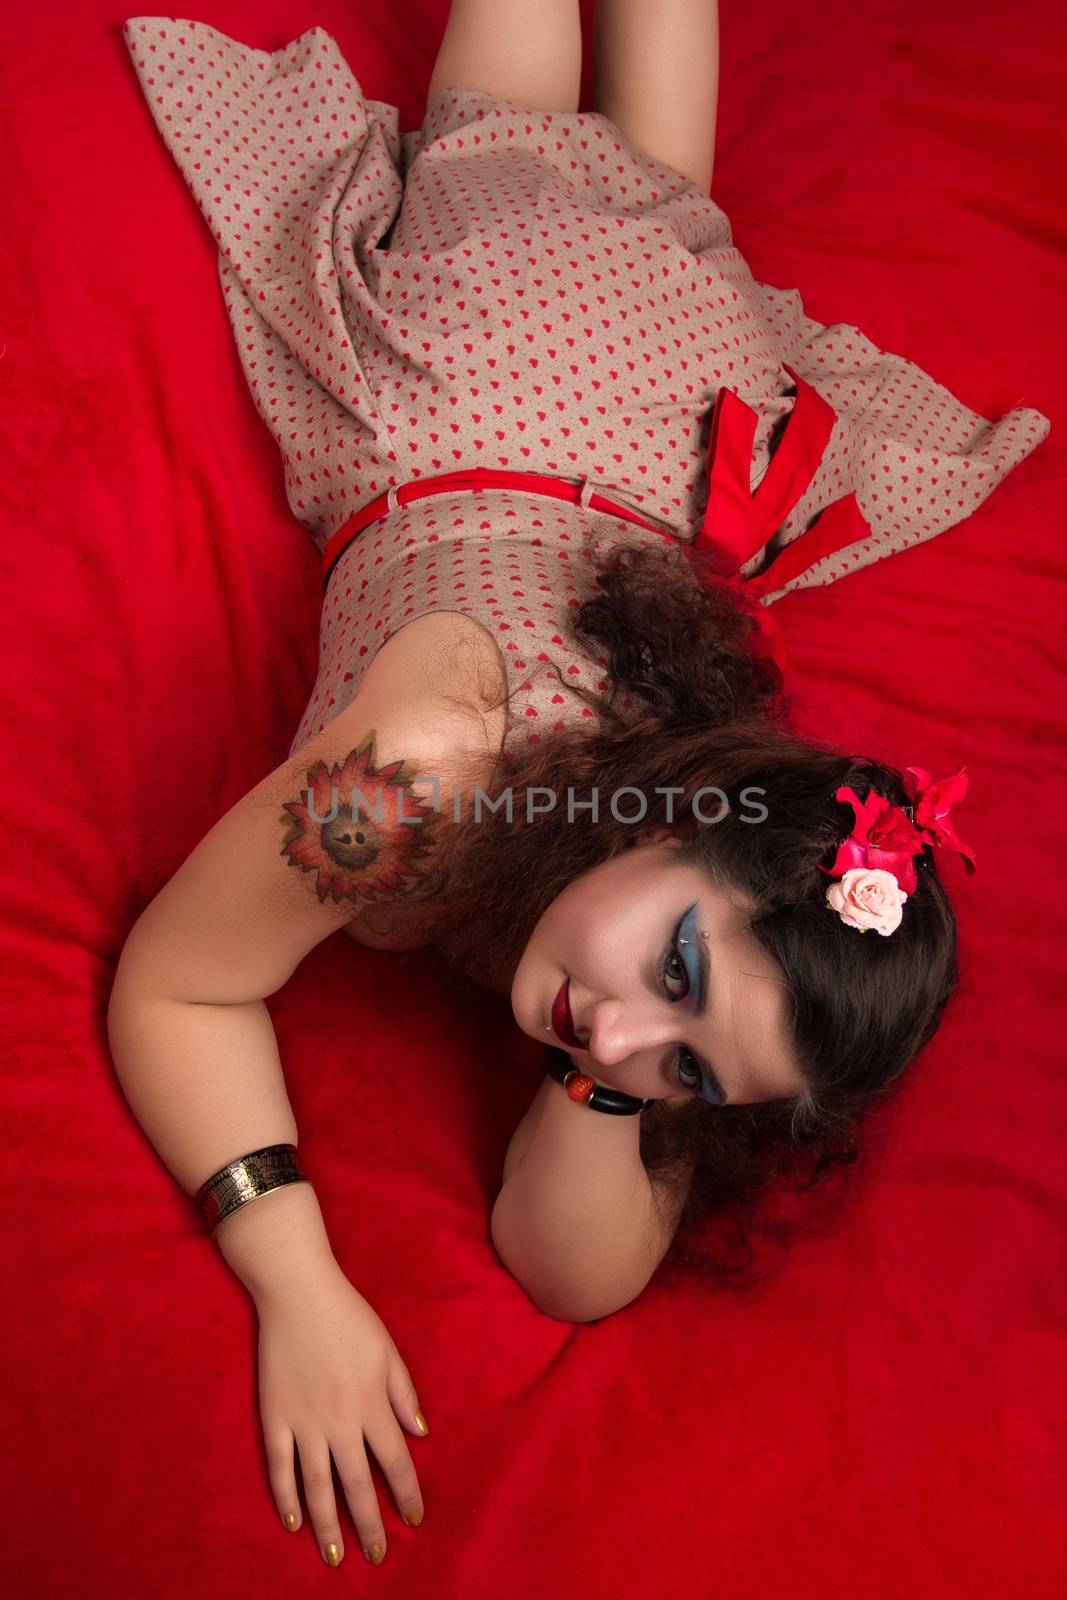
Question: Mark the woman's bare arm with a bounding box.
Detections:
[500,1075,556,1185]
[491,1074,689,1321]
[106,974,340,1300]
[107,650,497,1302]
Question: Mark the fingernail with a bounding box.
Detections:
[415,1410,430,1435]
[283,1512,298,1532]
[405,1509,423,1527]
[365,1544,385,1565]
[324,1544,342,1567]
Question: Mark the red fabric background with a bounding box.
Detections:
[2,3,1063,1594]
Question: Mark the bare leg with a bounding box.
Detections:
[426,0,582,117]
[592,0,720,193]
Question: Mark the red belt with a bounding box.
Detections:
[320,363,873,682]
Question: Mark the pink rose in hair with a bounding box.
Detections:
[825,867,907,936]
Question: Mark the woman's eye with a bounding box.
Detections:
[673,1047,702,1093]
[661,943,690,999]
[661,940,702,1094]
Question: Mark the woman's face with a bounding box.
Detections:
[510,826,809,1107]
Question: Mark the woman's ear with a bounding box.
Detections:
[647,823,681,848]
[627,822,688,850]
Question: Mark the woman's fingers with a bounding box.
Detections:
[268,1408,427,1566]
[364,1408,426,1532]
[264,1423,302,1534]
[332,1433,392,1565]
[386,1341,431,1440]
[294,1433,347,1567]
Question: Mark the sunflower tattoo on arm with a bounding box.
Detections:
[279,732,444,907]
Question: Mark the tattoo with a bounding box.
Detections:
[279,732,443,907]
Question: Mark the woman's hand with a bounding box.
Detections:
[255,1262,430,1567]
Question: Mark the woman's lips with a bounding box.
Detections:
[551,977,583,1049]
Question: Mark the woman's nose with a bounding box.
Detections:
[585,1000,673,1068]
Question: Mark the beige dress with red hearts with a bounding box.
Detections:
[123,16,1050,767]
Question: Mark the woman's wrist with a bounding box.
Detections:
[215,1179,339,1308]
[546,1046,655,1115]
[525,1069,646,1168]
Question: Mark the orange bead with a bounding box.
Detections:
[566,1074,595,1102]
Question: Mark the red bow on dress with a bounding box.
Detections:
[690,363,879,682]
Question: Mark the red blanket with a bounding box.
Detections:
[2,4,1063,1595]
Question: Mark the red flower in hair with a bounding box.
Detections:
[903,766,977,874]
[818,785,927,896]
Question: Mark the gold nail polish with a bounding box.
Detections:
[415,1410,429,1435]
[284,1512,298,1532]
[325,1544,342,1567]
[405,1509,423,1527]
[369,1544,385,1565]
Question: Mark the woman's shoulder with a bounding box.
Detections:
[328,609,510,953]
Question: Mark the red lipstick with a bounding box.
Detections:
[551,977,583,1049]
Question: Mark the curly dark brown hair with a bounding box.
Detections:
[363,537,961,1286]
